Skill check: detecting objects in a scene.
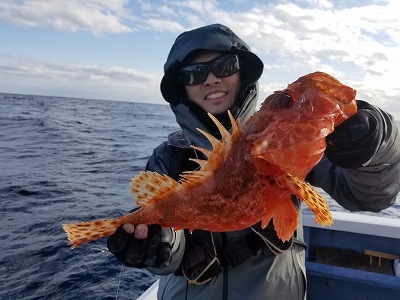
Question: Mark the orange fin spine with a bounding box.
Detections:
[207,112,232,147]
[130,171,180,206]
[208,110,241,148]
[276,173,333,226]
[181,169,213,179]
[228,110,242,140]
[182,130,224,186]
[180,172,208,185]
[190,145,215,159]
[181,110,241,187]
[63,216,124,248]
[190,146,225,169]
[195,128,228,157]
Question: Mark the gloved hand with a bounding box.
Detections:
[107,224,174,268]
[325,100,383,169]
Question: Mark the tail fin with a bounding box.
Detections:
[62,217,123,248]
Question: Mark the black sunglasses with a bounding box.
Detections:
[179,55,240,86]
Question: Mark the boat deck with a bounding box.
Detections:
[303,211,400,299]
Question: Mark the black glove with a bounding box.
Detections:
[107,224,173,268]
[325,100,383,169]
[181,230,221,284]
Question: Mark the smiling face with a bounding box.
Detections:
[183,52,241,115]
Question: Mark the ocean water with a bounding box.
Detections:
[0,93,179,300]
[0,93,399,299]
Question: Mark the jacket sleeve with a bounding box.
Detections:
[145,141,171,175]
[145,131,193,181]
[309,104,400,212]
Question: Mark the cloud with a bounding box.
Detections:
[0,0,399,119]
[0,54,162,103]
[142,19,185,33]
[0,0,134,34]
[221,1,399,115]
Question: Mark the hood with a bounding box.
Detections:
[160,23,263,104]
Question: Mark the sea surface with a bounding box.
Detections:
[0,93,399,299]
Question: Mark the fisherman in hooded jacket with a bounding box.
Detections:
[107,24,400,300]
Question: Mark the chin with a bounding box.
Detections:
[206,103,232,115]
[207,108,226,115]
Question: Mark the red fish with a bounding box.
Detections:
[63,71,357,248]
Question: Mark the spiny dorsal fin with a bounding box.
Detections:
[181,111,242,187]
[130,171,180,206]
[276,173,333,226]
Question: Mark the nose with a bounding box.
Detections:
[203,71,221,85]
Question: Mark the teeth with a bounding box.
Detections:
[206,92,226,100]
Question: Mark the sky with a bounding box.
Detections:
[0,0,399,119]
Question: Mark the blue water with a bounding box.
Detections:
[0,93,399,299]
[0,93,179,299]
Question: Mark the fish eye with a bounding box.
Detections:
[269,92,293,108]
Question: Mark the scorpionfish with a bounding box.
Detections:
[63,71,357,248]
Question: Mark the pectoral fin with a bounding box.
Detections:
[251,157,332,230]
[276,173,333,226]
